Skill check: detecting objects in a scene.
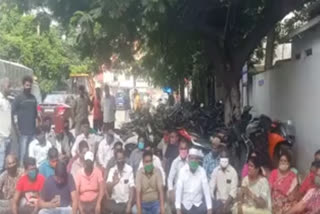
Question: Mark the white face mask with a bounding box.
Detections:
[220,158,229,168]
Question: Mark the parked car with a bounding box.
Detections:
[38,93,75,133]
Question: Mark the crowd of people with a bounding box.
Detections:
[0,75,320,214]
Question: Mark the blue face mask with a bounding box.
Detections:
[138,142,145,150]
[28,169,37,181]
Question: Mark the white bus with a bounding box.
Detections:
[0,59,41,103]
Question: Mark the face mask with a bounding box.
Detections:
[64,125,69,131]
[84,161,94,174]
[279,163,289,172]
[189,160,199,171]
[179,150,188,159]
[7,165,17,174]
[212,150,219,157]
[28,169,38,181]
[50,161,57,169]
[314,176,320,187]
[24,88,31,94]
[117,160,125,169]
[106,134,114,145]
[138,142,144,150]
[220,158,229,168]
[144,164,154,173]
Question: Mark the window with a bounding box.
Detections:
[295,53,301,60]
[305,48,313,56]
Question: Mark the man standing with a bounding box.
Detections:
[101,85,116,130]
[92,87,103,132]
[203,135,222,179]
[0,155,23,213]
[72,85,91,136]
[105,150,134,214]
[175,148,212,214]
[136,150,165,214]
[210,150,238,214]
[12,75,38,164]
[0,78,11,171]
[12,157,46,214]
[38,162,78,214]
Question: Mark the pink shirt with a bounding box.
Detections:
[75,168,103,202]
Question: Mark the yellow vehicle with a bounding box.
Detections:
[70,73,95,97]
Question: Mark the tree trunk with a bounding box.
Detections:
[223,79,241,126]
[215,63,242,126]
[265,29,275,70]
[180,78,185,103]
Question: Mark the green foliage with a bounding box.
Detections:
[0,3,91,93]
[7,0,313,103]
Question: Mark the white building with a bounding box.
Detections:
[250,15,320,173]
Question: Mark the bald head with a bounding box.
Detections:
[6,155,18,173]
[6,154,17,164]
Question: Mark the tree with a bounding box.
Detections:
[0,3,90,93]
[11,0,315,123]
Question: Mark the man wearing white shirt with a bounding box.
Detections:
[97,128,122,170]
[105,149,134,214]
[210,150,238,214]
[101,85,116,130]
[0,79,11,171]
[71,119,102,157]
[168,141,189,207]
[28,126,52,167]
[175,148,212,214]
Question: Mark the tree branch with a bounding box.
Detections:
[233,0,305,68]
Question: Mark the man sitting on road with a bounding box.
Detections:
[129,136,147,175]
[75,151,104,214]
[203,134,222,179]
[138,143,166,185]
[0,155,23,213]
[42,116,56,147]
[105,149,135,214]
[12,157,46,214]
[168,140,189,210]
[55,119,75,162]
[210,150,238,214]
[71,119,102,157]
[164,130,180,177]
[136,150,165,214]
[28,125,53,167]
[70,140,89,179]
[97,127,122,172]
[105,142,124,179]
[38,161,78,214]
[39,147,59,178]
[175,148,212,214]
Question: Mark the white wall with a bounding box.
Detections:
[252,48,320,174]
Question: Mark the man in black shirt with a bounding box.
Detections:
[12,75,38,164]
[164,130,180,176]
